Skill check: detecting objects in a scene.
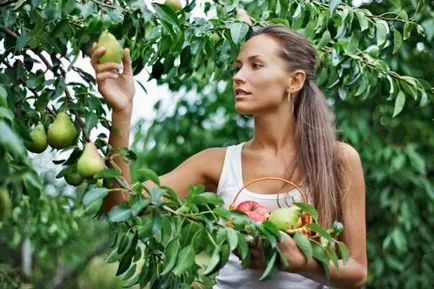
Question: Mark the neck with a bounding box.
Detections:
[247,107,297,155]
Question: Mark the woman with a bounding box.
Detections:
[90,24,367,289]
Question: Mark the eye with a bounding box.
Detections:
[252,63,262,69]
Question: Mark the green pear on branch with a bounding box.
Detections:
[64,168,84,186]
[0,189,11,221]
[97,31,124,64]
[77,142,106,178]
[164,0,183,11]
[47,112,78,149]
[25,123,48,153]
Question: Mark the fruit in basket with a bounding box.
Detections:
[236,201,270,222]
[268,206,302,231]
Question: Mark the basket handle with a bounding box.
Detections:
[229,176,307,210]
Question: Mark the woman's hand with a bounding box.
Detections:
[277,232,308,273]
[90,43,136,114]
[236,233,308,273]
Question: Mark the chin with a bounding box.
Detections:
[235,103,254,115]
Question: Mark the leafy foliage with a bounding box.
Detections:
[0,0,432,288]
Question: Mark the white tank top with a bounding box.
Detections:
[214,142,327,289]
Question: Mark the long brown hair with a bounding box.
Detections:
[248,24,346,227]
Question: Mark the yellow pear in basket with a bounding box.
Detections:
[268,206,302,231]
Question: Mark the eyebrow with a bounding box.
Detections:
[235,55,263,64]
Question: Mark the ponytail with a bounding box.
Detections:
[294,80,343,227]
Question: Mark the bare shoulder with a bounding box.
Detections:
[336,141,365,198]
[191,147,227,189]
[336,141,362,166]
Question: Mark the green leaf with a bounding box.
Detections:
[120,262,136,281]
[317,30,331,49]
[218,243,231,270]
[294,202,318,221]
[107,247,120,263]
[230,22,249,45]
[193,192,224,205]
[0,85,7,107]
[130,198,151,216]
[257,222,277,247]
[116,250,134,276]
[16,31,30,50]
[293,232,313,262]
[355,11,369,32]
[83,187,109,206]
[161,240,180,275]
[0,121,25,156]
[307,223,332,240]
[0,108,14,121]
[94,168,122,179]
[393,30,402,54]
[138,168,160,186]
[329,0,341,15]
[259,251,277,280]
[226,227,238,251]
[376,20,389,47]
[261,221,281,240]
[152,3,179,28]
[392,90,405,117]
[213,207,231,219]
[152,209,163,235]
[338,241,350,263]
[312,243,330,278]
[403,22,412,40]
[203,247,221,276]
[237,233,249,261]
[109,205,132,222]
[85,112,98,134]
[325,246,339,271]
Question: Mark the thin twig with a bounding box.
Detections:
[0,24,91,142]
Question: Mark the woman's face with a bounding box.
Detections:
[233,34,291,115]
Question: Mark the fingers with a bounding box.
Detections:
[96,71,120,82]
[90,43,106,68]
[122,48,133,76]
[95,63,122,74]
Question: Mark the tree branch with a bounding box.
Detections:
[52,239,111,289]
[0,24,91,142]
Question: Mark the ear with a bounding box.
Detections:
[286,70,307,94]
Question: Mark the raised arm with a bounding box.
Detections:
[90,44,225,212]
[90,43,136,212]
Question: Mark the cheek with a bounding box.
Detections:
[254,72,287,99]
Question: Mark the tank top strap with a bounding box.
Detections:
[216,142,245,196]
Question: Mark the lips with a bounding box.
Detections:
[235,88,251,96]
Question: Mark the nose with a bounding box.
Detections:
[233,67,246,84]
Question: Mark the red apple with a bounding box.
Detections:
[236,201,270,222]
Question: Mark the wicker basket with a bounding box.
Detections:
[229,176,313,236]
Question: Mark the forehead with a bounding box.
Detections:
[236,34,282,63]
